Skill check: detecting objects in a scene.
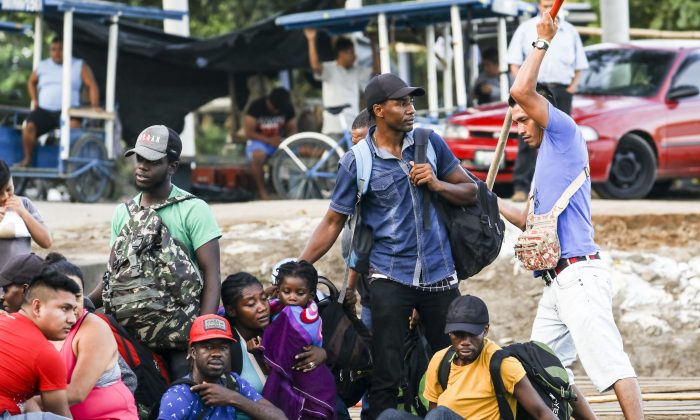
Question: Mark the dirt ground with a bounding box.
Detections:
[42,199,700,383]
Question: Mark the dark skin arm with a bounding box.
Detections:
[190,383,286,420]
[196,239,221,315]
[513,376,558,420]
[244,115,282,147]
[298,208,347,263]
[409,163,477,206]
[293,345,328,372]
[81,63,100,108]
[40,389,73,418]
[28,71,39,109]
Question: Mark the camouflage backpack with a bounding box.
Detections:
[103,195,202,351]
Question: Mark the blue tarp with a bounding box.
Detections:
[276,0,536,33]
[1,0,185,21]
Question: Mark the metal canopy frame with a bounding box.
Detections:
[276,0,535,115]
[2,0,185,171]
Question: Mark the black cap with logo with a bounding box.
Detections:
[124,125,182,161]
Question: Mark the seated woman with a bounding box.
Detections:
[0,160,51,270]
[220,271,350,420]
[46,252,138,420]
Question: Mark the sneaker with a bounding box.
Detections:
[511,190,528,202]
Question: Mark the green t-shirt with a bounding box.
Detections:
[110,185,222,263]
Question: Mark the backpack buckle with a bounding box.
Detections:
[128,254,142,277]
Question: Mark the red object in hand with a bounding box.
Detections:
[549,0,564,18]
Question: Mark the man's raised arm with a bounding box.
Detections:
[508,10,557,128]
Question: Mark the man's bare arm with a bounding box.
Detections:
[81,63,100,108]
[509,11,557,128]
[28,71,39,109]
[498,197,528,231]
[304,28,322,74]
[298,209,347,263]
[196,239,221,315]
[567,70,582,94]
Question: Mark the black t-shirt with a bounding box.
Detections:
[246,97,295,138]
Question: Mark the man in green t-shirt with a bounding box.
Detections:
[90,125,222,379]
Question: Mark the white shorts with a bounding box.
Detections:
[530,259,637,392]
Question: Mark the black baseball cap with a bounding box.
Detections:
[365,73,425,114]
[124,125,182,161]
[444,295,489,336]
[0,253,45,287]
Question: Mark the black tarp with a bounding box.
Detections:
[47,0,338,145]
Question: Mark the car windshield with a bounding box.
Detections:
[578,49,675,97]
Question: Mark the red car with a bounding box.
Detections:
[444,40,700,199]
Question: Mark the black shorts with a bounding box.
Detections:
[26,107,61,137]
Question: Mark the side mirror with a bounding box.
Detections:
[667,85,700,102]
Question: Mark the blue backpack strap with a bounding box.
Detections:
[351,139,373,196]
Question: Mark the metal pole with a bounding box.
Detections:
[105,15,119,160]
[378,12,390,73]
[469,23,479,92]
[497,17,509,101]
[425,25,438,119]
[601,0,630,43]
[450,5,467,110]
[163,0,196,159]
[32,15,42,71]
[442,24,453,114]
[59,9,73,162]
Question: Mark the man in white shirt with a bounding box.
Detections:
[20,36,100,167]
[304,28,374,136]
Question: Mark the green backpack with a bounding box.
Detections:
[103,195,203,351]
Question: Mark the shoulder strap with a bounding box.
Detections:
[224,373,241,393]
[125,200,139,217]
[352,140,373,196]
[340,141,373,304]
[414,128,436,231]
[437,347,455,392]
[150,194,197,211]
[489,349,515,420]
[552,165,590,217]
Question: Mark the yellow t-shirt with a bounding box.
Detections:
[423,339,526,419]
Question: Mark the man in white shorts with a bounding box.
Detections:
[497,8,644,420]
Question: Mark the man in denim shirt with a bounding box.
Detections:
[300,74,477,419]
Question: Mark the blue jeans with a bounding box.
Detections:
[377,407,463,420]
[361,304,372,330]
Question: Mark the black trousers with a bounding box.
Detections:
[513,84,573,194]
[365,280,459,419]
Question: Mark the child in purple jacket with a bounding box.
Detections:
[261,260,336,419]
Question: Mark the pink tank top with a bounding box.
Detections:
[60,310,138,420]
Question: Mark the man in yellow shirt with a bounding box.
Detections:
[378,295,557,420]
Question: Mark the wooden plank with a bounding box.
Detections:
[67,108,115,120]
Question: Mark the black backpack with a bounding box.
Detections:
[94,312,170,411]
[398,323,433,417]
[437,341,576,420]
[147,373,240,420]
[413,130,505,280]
[316,276,374,407]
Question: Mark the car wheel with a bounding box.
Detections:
[593,134,656,199]
[646,180,673,198]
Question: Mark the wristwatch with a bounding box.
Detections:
[532,39,550,51]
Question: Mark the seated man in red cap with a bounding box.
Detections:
[155,314,285,420]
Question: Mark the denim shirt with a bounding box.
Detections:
[330,127,460,286]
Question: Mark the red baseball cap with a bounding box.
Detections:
[189,314,236,346]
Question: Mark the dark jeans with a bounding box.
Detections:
[513,83,573,194]
[365,280,459,419]
[376,407,463,420]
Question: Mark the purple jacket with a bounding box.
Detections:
[262,302,337,419]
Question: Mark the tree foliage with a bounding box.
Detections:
[590,0,700,31]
